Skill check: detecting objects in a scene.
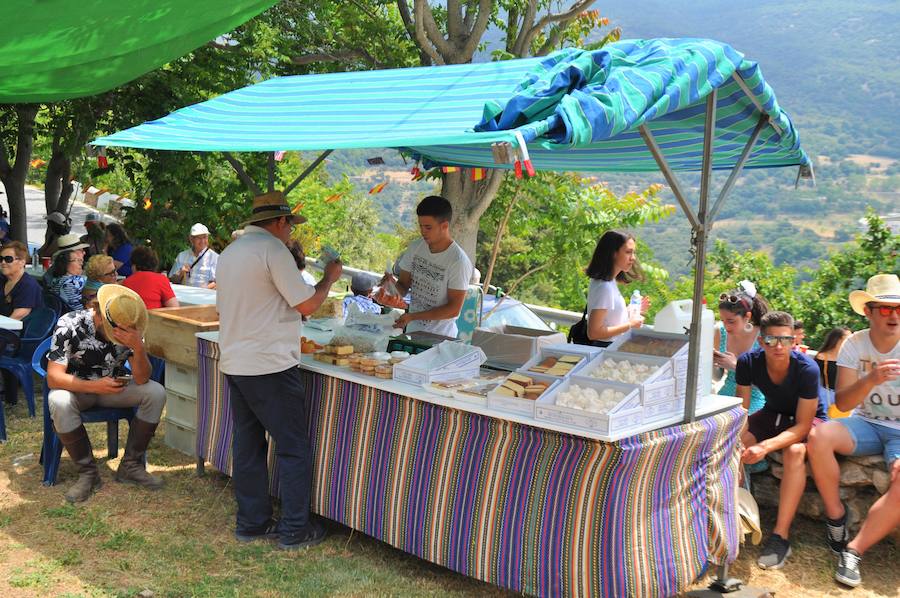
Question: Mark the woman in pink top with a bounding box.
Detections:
[122,246,179,310]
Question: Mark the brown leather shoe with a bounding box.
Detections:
[115,418,163,489]
[56,425,102,503]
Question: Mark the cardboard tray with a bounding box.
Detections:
[517,347,590,379]
[578,351,674,406]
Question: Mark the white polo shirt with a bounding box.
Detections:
[216,225,314,375]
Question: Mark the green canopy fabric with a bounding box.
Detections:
[93,38,809,173]
[0,0,277,103]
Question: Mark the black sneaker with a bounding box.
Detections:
[835,548,862,587]
[235,520,280,543]
[278,519,326,551]
[825,502,850,555]
[757,533,792,570]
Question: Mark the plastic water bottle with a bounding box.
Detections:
[31,249,39,269]
[628,290,642,320]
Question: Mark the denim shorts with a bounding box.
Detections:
[839,417,900,466]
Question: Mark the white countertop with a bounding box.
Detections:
[171,283,217,306]
[195,329,741,443]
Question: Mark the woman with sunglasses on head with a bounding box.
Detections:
[735,310,825,570]
[713,280,770,415]
[584,231,649,345]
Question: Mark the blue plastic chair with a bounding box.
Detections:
[42,292,66,320]
[32,337,136,486]
[0,306,58,417]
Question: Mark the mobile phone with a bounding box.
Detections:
[115,374,133,385]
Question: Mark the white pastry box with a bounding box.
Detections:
[578,351,675,406]
[393,341,486,386]
[487,372,559,416]
[609,329,689,380]
[535,377,643,435]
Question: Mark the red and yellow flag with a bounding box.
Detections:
[441,166,459,174]
[470,167,486,181]
[325,193,344,203]
[30,158,46,168]
[291,202,305,214]
[368,181,388,194]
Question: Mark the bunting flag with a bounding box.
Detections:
[441,166,459,173]
[97,155,108,169]
[143,197,152,210]
[29,158,47,168]
[291,202,304,214]
[470,167,486,181]
[366,156,385,165]
[325,193,344,203]
[273,150,286,161]
[368,181,388,194]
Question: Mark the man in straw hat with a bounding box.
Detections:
[217,191,342,550]
[807,273,900,588]
[46,283,167,503]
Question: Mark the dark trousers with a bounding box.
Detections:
[226,367,312,537]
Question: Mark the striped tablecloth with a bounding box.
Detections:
[197,337,743,597]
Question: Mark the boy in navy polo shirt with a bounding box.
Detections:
[736,310,823,570]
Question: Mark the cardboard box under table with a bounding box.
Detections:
[144,304,219,458]
[194,330,745,597]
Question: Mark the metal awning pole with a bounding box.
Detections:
[708,114,768,224]
[683,90,717,423]
[638,126,700,230]
[284,150,333,195]
[267,152,276,192]
[222,152,263,196]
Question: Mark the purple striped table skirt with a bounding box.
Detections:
[197,338,743,597]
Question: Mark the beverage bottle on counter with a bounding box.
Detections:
[31,249,39,268]
[628,290,642,320]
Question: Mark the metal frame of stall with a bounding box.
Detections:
[213,71,811,595]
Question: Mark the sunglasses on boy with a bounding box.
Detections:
[868,303,900,317]
[761,335,794,348]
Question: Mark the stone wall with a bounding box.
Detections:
[751,452,899,543]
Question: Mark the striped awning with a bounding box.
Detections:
[93,38,810,173]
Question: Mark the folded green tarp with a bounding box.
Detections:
[0,0,276,103]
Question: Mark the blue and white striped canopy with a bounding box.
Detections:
[94,38,809,173]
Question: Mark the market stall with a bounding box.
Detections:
[94,38,811,597]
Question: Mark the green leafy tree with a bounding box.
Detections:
[795,211,900,346]
[477,173,673,309]
[401,1,618,258]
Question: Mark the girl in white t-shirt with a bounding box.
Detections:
[585,231,648,343]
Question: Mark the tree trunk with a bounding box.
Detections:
[441,168,505,263]
[0,105,38,243]
[43,149,73,249]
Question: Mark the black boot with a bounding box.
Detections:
[56,425,101,503]
[115,418,163,489]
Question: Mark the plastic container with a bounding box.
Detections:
[652,299,714,399]
[628,290,642,320]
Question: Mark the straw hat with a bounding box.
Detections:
[243,191,307,227]
[52,233,89,257]
[849,274,900,316]
[96,284,148,343]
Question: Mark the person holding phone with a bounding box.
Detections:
[735,310,825,570]
[713,280,770,414]
[46,285,166,503]
[807,274,900,588]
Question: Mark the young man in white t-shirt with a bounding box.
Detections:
[391,195,473,338]
[807,274,900,588]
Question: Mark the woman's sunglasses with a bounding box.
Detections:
[761,335,794,348]
[0,255,19,263]
[719,292,751,309]
[102,269,118,277]
[870,304,900,317]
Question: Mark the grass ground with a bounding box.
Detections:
[1,398,897,598]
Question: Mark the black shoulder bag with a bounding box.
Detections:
[568,305,612,347]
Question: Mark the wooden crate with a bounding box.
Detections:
[144,305,219,368]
